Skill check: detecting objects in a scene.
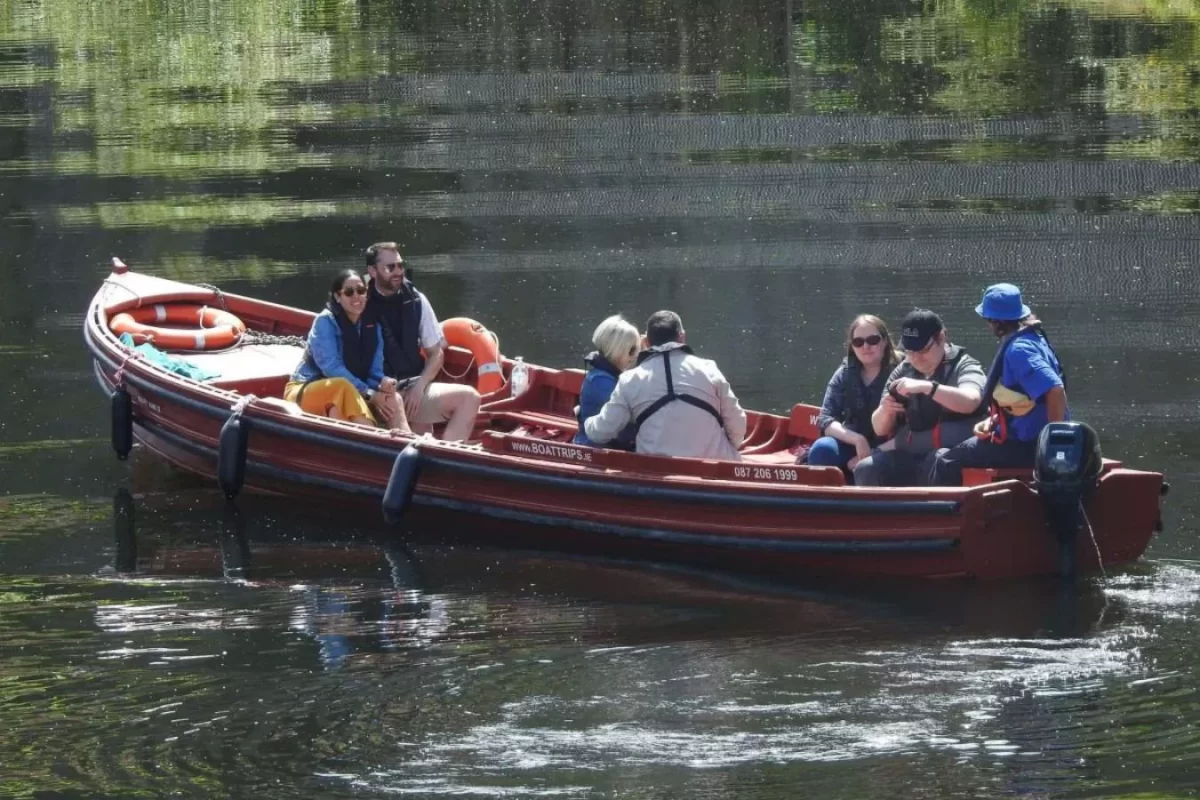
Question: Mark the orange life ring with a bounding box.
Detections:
[110,304,246,351]
[441,317,504,393]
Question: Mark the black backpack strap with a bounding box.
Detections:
[633,350,725,433]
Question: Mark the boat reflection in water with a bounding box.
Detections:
[105,488,1128,672]
[109,489,443,669]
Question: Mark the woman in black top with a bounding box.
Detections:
[807,314,902,476]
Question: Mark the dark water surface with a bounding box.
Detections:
[3,0,1200,796]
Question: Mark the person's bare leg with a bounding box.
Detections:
[389,391,414,434]
[438,385,481,442]
[326,405,345,421]
[349,415,376,428]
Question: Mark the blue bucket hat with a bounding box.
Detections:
[975,283,1031,321]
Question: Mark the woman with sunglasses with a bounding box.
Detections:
[285,269,410,431]
[573,314,641,450]
[805,314,902,478]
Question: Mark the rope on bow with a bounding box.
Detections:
[112,350,145,388]
[230,393,257,420]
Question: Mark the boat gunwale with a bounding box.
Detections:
[84,273,1159,509]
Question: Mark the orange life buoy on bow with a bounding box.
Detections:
[109,304,246,351]
[441,317,504,393]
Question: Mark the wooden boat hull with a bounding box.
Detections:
[85,268,1165,581]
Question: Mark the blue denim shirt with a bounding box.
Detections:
[291,309,385,393]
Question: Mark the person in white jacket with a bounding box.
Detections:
[584,310,746,461]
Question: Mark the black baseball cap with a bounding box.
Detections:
[900,309,944,352]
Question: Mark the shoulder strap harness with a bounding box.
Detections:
[632,349,724,434]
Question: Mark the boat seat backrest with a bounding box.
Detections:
[787,403,823,443]
[480,365,586,415]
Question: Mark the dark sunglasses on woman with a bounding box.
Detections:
[851,334,883,348]
[340,286,368,297]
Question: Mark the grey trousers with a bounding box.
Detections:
[852,449,940,487]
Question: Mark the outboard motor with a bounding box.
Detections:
[1034,422,1103,579]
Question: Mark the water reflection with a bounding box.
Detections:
[4,0,1200,794]
[0,487,1196,795]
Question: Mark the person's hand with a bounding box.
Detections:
[974,417,994,439]
[852,434,872,463]
[893,378,933,397]
[404,377,425,419]
[847,454,864,470]
[369,390,397,426]
[880,393,906,415]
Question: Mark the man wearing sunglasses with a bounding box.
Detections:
[853,309,987,487]
[361,242,481,442]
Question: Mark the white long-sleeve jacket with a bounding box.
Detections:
[583,342,746,461]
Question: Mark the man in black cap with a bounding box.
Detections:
[852,309,988,486]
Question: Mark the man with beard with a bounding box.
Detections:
[361,242,480,442]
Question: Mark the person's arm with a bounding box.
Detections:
[584,378,634,445]
[1045,386,1068,422]
[309,315,369,393]
[820,368,871,457]
[366,326,402,426]
[713,370,747,448]
[405,295,449,417]
[577,372,616,425]
[818,366,867,451]
[367,325,386,390]
[893,378,982,415]
[872,363,907,438]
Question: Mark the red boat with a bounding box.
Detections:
[85,260,1167,581]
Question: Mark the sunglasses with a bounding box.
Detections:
[377,261,404,272]
[340,286,368,296]
[851,334,883,348]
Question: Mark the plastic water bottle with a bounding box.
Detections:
[510,356,529,397]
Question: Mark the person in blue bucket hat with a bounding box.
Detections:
[929,283,1069,485]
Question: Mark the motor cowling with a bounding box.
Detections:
[1034,421,1103,578]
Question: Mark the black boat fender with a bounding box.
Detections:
[383,443,422,523]
[218,396,256,500]
[111,386,133,460]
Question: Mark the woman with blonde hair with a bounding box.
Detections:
[574,314,641,449]
[806,314,903,477]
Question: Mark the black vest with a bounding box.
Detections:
[302,303,378,383]
[364,280,425,380]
